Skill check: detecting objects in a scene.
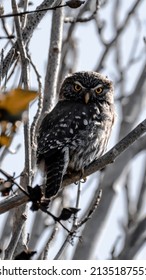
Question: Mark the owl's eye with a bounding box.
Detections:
[74,83,82,92]
[95,87,103,94]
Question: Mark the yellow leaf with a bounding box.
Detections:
[0,88,39,116]
[0,135,12,147]
[0,120,8,132]
[0,121,21,147]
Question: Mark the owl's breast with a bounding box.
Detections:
[67,103,114,172]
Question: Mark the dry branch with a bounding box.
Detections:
[1,0,62,80]
[0,117,146,215]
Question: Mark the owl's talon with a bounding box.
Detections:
[80,177,87,183]
[79,168,86,182]
[74,181,79,185]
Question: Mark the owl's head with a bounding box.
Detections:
[59,71,114,104]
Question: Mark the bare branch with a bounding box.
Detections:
[42,226,58,260]
[96,0,143,71]
[0,3,66,19]
[4,212,27,259]
[117,217,146,259]
[42,5,64,116]
[73,127,146,259]
[0,118,145,214]
[1,0,63,80]
[78,189,102,227]
[64,117,146,186]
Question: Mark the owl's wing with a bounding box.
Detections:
[37,100,102,199]
[37,100,83,199]
[37,100,85,158]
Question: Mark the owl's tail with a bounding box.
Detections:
[44,148,69,199]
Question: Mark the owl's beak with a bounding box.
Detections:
[84,92,90,104]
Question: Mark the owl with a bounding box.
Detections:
[37,71,115,199]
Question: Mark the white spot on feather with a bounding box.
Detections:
[83,119,88,125]
[60,123,68,127]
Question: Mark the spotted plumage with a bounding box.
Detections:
[37,71,115,199]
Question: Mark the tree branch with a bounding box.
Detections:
[63,117,146,186]
[0,118,145,215]
[1,0,62,80]
[96,0,143,71]
[117,217,146,260]
[42,4,64,116]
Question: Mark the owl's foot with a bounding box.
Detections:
[80,177,87,183]
[80,168,87,182]
[74,168,87,184]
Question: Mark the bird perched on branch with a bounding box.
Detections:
[37,71,115,200]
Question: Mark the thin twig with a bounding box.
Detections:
[73,181,82,226]
[1,0,63,80]
[4,212,27,259]
[96,0,142,71]
[12,0,30,88]
[1,56,19,88]
[1,18,15,44]
[78,189,102,227]
[21,0,29,29]
[0,4,66,19]
[54,233,71,260]
[28,54,43,149]
[136,162,146,216]
[42,226,58,260]
[54,188,102,260]
[0,168,30,198]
